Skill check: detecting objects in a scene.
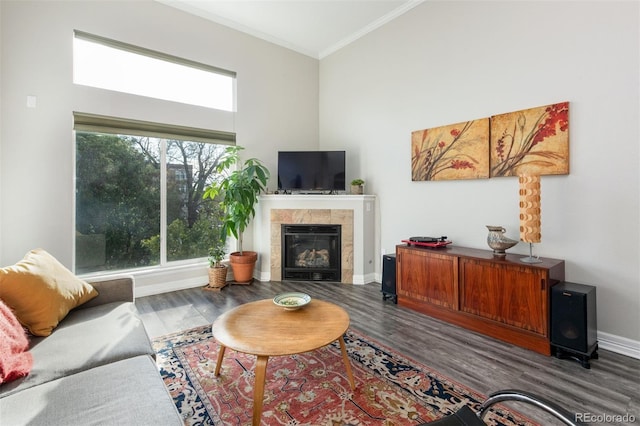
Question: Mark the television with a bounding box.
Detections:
[277,151,346,192]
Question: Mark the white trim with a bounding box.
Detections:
[160,140,168,264]
[258,270,271,282]
[156,0,425,60]
[352,273,374,285]
[80,261,209,297]
[135,274,206,297]
[597,331,640,360]
[320,0,425,59]
[154,0,318,59]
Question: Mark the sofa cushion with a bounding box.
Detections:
[0,355,183,425]
[0,300,33,383]
[0,249,98,336]
[0,301,154,397]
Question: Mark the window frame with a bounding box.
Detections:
[73,112,236,145]
[73,113,236,274]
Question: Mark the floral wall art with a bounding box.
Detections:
[411,102,569,181]
[490,102,569,177]
[411,118,490,181]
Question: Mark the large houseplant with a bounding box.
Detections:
[203,146,270,284]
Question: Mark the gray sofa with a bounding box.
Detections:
[0,276,183,425]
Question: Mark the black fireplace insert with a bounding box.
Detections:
[281,224,341,281]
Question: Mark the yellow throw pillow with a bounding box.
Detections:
[0,249,98,336]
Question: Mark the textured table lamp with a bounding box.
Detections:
[519,174,542,263]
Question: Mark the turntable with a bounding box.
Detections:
[402,236,451,247]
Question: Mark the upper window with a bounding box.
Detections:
[73,31,235,111]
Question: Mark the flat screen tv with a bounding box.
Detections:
[277,151,346,192]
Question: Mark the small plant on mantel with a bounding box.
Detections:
[350,179,365,194]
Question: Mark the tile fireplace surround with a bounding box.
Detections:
[254,195,376,284]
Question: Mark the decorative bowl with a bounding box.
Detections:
[273,292,311,310]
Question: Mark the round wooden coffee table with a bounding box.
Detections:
[211,298,356,426]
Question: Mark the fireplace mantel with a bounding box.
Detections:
[254,194,376,284]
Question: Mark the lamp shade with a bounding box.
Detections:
[519,174,541,243]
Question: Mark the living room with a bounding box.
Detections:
[1,0,638,392]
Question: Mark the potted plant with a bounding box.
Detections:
[350,178,365,194]
[204,243,228,291]
[203,146,270,284]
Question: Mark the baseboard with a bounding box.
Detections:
[597,331,640,360]
[136,276,206,297]
[130,263,210,297]
[352,272,375,285]
[136,279,202,297]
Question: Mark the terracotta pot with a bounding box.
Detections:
[229,251,258,284]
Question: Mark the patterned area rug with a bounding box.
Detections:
[153,325,536,426]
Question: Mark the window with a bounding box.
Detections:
[74,113,234,274]
[73,31,235,111]
[72,32,236,274]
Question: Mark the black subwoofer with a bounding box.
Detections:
[381,254,397,303]
[551,282,598,368]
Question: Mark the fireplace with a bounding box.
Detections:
[281,224,341,281]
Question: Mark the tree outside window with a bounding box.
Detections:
[75,131,227,274]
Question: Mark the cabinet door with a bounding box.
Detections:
[397,247,457,309]
[459,258,548,335]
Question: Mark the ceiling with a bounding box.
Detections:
[156,0,424,59]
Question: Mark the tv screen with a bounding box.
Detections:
[277,151,346,192]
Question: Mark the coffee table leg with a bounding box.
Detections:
[214,344,226,376]
[252,355,269,426]
[338,336,356,390]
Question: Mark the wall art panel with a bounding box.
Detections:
[411,118,490,181]
[490,102,569,177]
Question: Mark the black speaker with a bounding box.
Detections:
[381,254,397,303]
[551,282,598,368]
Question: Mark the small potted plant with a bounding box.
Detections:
[204,243,227,291]
[350,179,365,194]
[203,146,270,284]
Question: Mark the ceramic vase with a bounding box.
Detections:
[486,225,518,254]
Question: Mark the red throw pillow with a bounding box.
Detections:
[0,299,33,383]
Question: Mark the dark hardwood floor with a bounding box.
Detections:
[136,280,639,425]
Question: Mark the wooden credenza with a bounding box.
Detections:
[395,244,565,355]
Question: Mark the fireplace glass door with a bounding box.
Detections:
[281,224,341,281]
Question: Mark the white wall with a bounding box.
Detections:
[319,1,640,351]
[0,0,319,278]
[2,0,638,355]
